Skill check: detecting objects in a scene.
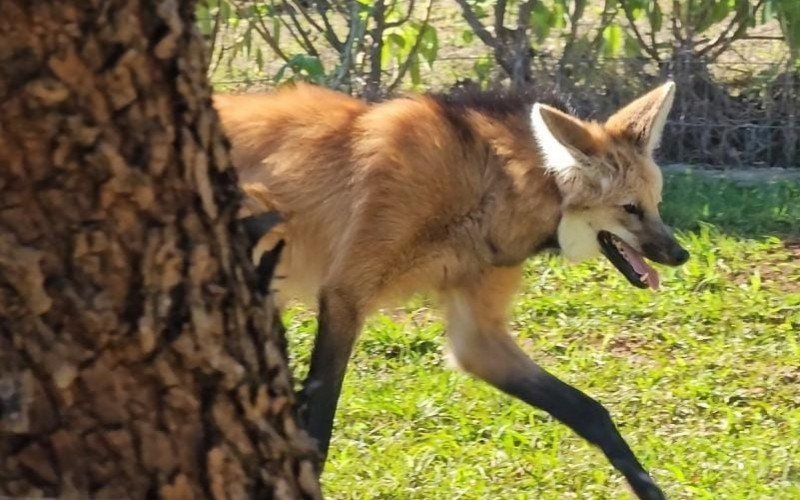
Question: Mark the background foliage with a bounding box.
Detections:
[198,0,800,167]
[198,1,800,88]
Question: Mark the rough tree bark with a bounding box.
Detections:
[0,1,320,498]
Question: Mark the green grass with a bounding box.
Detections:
[283,174,800,499]
[661,172,800,237]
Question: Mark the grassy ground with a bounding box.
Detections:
[283,173,800,499]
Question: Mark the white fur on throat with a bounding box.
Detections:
[557,211,600,262]
[530,103,578,176]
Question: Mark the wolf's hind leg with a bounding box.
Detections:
[444,266,665,500]
[301,286,363,470]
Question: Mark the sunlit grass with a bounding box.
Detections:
[283,175,800,499]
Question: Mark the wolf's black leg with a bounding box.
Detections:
[446,270,665,500]
[498,369,665,500]
[300,290,361,470]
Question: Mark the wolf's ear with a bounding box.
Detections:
[605,81,675,153]
[531,103,599,174]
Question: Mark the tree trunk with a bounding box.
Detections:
[0,1,320,498]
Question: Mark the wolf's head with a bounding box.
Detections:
[531,82,689,289]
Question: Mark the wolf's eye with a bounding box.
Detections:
[622,203,642,215]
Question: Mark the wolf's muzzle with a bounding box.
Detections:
[642,240,689,266]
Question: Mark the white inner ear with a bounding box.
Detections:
[645,82,675,152]
[530,103,578,175]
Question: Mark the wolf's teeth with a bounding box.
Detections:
[640,273,649,283]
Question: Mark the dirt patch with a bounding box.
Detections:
[730,241,800,294]
[784,240,800,256]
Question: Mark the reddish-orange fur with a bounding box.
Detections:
[215,84,562,312]
[214,83,684,499]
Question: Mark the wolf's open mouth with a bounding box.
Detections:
[597,231,660,290]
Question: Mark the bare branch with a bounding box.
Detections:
[690,0,715,37]
[332,0,367,90]
[454,0,497,48]
[589,2,619,53]
[289,0,327,34]
[649,8,659,56]
[671,0,685,47]
[365,0,387,99]
[620,0,661,62]
[235,2,291,63]
[386,0,416,29]
[329,0,350,16]
[354,13,371,78]
[702,0,766,61]
[208,2,225,74]
[517,0,533,30]
[559,0,586,70]
[281,1,321,56]
[494,0,508,35]
[316,0,346,51]
[697,3,748,54]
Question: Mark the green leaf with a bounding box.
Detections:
[473,53,493,85]
[253,3,270,16]
[625,0,648,9]
[243,26,253,55]
[410,56,421,86]
[219,0,232,21]
[761,0,774,24]
[402,24,420,57]
[602,23,624,57]
[275,54,326,84]
[419,26,439,66]
[649,1,663,32]
[530,3,553,42]
[296,54,325,77]
[384,4,403,24]
[255,47,264,72]
[551,1,567,30]
[196,3,212,36]
[381,41,393,70]
[694,0,730,33]
[461,29,475,44]
[272,12,281,46]
[623,31,643,57]
[774,0,800,59]
[274,63,288,83]
[389,32,407,50]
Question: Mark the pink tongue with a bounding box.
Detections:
[616,238,660,290]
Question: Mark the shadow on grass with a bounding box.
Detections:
[661,172,800,239]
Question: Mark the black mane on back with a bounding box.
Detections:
[425,82,574,143]
[428,82,574,119]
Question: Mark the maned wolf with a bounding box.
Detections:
[215,81,689,499]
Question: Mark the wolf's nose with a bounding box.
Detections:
[672,247,690,265]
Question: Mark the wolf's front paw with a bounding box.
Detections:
[627,471,666,500]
